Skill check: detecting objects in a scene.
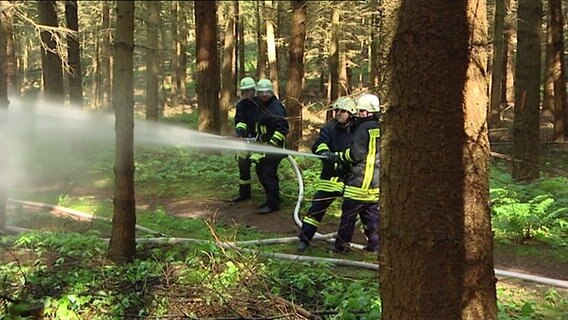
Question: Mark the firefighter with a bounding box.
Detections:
[230,77,260,203]
[296,97,356,252]
[332,93,381,253]
[250,79,289,214]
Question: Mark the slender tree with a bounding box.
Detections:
[101,0,111,110]
[4,1,15,97]
[65,0,84,107]
[285,0,306,151]
[170,1,180,106]
[265,0,278,96]
[489,0,505,127]
[38,0,64,104]
[380,0,497,318]
[501,0,515,109]
[195,0,220,134]
[512,0,542,182]
[543,17,555,118]
[549,0,567,141]
[236,1,245,81]
[0,0,9,232]
[146,0,161,121]
[109,0,136,263]
[220,1,235,133]
[256,1,267,79]
[327,7,339,121]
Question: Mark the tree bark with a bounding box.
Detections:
[38,0,64,104]
[195,0,220,134]
[489,0,505,127]
[0,0,9,232]
[501,0,515,109]
[220,1,235,133]
[101,0,111,110]
[380,1,497,319]
[327,7,339,121]
[542,18,555,118]
[285,0,306,151]
[109,0,136,264]
[146,0,161,121]
[512,0,542,182]
[4,2,15,98]
[549,0,567,141]
[170,1,180,106]
[265,0,278,97]
[65,0,84,107]
[237,1,245,81]
[256,1,267,79]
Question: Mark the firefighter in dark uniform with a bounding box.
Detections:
[230,77,259,203]
[296,97,356,252]
[332,93,381,253]
[250,79,289,214]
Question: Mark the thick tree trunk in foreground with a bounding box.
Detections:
[285,0,306,151]
[512,0,542,182]
[195,0,220,134]
[0,0,10,232]
[380,1,497,319]
[109,0,136,264]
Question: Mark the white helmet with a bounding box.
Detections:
[355,93,380,112]
[332,97,356,114]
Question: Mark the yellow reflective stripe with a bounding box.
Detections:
[345,149,353,162]
[362,129,379,189]
[315,143,330,154]
[236,122,247,130]
[330,177,339,183]
[315,179,344,193]
[239,179,252,185]
[303,217,320,227]
[344,185,379,202]
[261,125,267,134]
[272,131,285,141]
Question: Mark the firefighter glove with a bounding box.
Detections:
[321,151,340,163]
[250,153,265,163]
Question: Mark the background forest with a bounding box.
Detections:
[0,0,567,319]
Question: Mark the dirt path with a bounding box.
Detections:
[142,197,568,282]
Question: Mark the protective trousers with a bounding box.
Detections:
[299,190,342,242]
[334,200,379,252]
[237,154,252,198]
[255,155,283,210]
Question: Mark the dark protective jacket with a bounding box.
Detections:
[256,95,289,147]
[311,119,351,193]
[234,98,260,138]
[341,116,380,202]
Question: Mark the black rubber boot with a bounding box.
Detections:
[230,185,251,203]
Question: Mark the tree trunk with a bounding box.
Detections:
[285,0,306,151]
[170,1,180,106]
[542,19,554,118]
[4,2,16,98]
[0,0,9,232]
[237,1,245,80]
[549,0,567,141]
[65,0,84,107]
[501,0,515,109]
[146,0,161,121]
[220,1,235,133]
[195,0,220,134]
[256,1,267,79]
[489,0,505,127]
[109,0,136,264]
[327,8,339,121]
[38,0,64,104]
[512,0,542,182]
[101,0,111,110]
[265,0,278,96]
[380,1,497,319]
[369,3,380,90]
